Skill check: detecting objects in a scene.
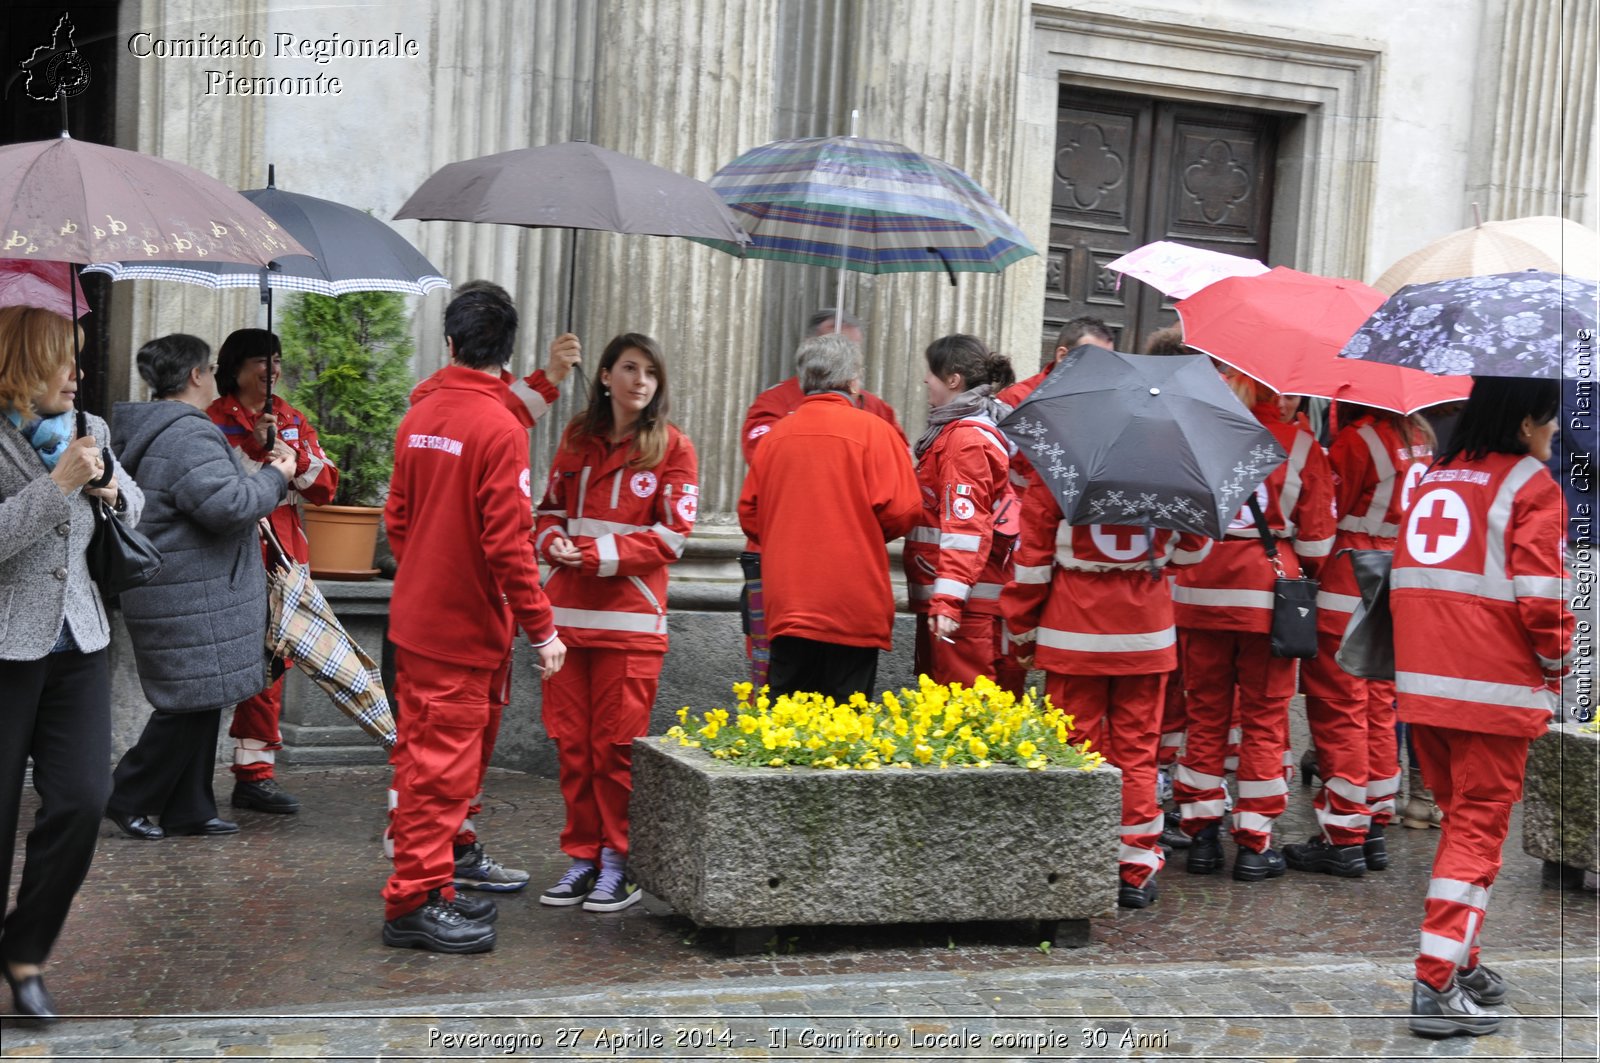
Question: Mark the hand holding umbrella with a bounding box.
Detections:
[545,333,583,387]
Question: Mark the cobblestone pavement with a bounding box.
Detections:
[4,738,1597,1060]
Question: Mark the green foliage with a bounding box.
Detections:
[278,291,414,507]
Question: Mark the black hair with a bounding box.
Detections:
[805,307,863,336]
[1056,316,1114,351]
[216,328,281,398]
[926,334,1014,392]
[443,287,517,369]
[136,333,211,398]
[1433,376,1559,466]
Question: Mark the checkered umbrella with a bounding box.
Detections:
[262,523,396,750]
[698,135,1035,277]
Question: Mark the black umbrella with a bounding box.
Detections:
[998,346,1286,539]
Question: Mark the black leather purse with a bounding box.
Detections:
[1246,496,1319,659]
[87,496,162,595]
[1334,548,1395,679]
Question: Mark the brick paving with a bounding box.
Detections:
[4,738,1598,1059]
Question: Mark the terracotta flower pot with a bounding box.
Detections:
[302,504,383,580]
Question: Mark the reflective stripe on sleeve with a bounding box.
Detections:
[932,578,972,602]
[1013,564,1052,584]
[509,378,551,423]
[1296,535,1334,557]
[652,523,687,556]
[1395,671,1556,713]
[1513,574,1566,600]
[594,534,620,577]
[569,516,647,537]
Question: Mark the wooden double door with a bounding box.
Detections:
[1042,87,1282,359]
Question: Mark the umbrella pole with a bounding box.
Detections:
[566,227,590,405]
[260,267,276,449]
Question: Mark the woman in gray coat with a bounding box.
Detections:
[0,307,144,1024]
[105,334,295,842]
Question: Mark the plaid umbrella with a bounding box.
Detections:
[263,523,396,750]
[698,135,1035,279]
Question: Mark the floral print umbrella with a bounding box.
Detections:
[1339,270,1596,379]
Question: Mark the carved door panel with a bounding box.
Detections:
[1044,89,1279,360]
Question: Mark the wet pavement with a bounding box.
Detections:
[4,730,1598,1060]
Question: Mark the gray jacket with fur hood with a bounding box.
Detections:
[112,400,287,711]
[0,412,145,660]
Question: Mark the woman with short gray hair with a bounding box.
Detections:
[105,334,297,842]
[795,333,863,396]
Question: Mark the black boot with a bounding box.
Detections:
[1185,824,1223,874]
[1283,835,1368,877]
[1409,978,1500,1038]
[1363,822,1389,871]
[1299,746,1319,788]
[382,889,496,953]
[1117,877,1159,909]
[1232,846,1287,882]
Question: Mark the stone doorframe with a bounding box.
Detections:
[1019,5,1383,289]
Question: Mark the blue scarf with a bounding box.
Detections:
[6,409,74,470]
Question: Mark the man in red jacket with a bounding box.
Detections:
[380,287,566,954]
[739,333,920,701]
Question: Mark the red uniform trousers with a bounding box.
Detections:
[914,613,1004,688]
[1174,629,1292,852]
[542,647,661,859]
[1158,662,1185,766]
[382,648,501,920]
[1410,724,1530,991]
[1301,631,1401,844]
[229,676,285,782]
[1047,672,1166,887]
[994,629,1028,698]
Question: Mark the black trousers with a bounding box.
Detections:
[108,707,223,830]
[766,635,879,703]
[0,649,111,965]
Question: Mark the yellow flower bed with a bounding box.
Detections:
[664,675,1105,772]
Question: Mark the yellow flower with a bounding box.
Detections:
[1015,740,1037,759]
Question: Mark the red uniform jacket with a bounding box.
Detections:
[1316,416,1433,634]
[904,415,1015,619]
[533,426,698,653]
[386,366,558,668]
[739,393,921,650]
[1391,453,1572,737]
[1006,469,1211,675]
[740,377,903,463]
[206,395,337,564]
[1173,401,1337,633]
[411,366,560,429]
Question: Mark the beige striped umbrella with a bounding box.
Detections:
[1373,214,1599,294]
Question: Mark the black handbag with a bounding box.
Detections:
[1246,496,1319,659]
[1334,548,1395,679]
[87,496,162,595]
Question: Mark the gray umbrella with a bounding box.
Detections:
[999,346,1286,539]
[1339,270,1596,379]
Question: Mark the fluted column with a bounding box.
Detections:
[846,0,1036,441]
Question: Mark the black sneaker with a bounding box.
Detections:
[1158,810,1191,851]
[452,842,530,892]
[1456,963,1507,1006]
[539,861,599,907]
[1283,835,1368,878]
[230,778,301,814]
[1364,822,1389,871]
[1232,846,1287,882]
[582,868,643,912]
[382,890,496,953]
[1185,824,1223,875]
[1409,978,1500,1038]
[450,891,498,924]
[1117,878,1158,909]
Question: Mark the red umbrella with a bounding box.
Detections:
[1175,266,1387,392]
[1276,356,1471,415]
[0,259,88,318]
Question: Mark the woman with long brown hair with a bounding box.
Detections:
[533,333,698,912]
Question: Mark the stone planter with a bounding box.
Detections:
[1523,721,1600,885]
[630,739,1122,949]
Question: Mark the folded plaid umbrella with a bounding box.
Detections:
[262,523,396,750]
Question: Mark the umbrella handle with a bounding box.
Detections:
[927,247,957,287]
[258,518,291,573]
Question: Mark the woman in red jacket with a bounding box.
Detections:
[206,329,338,816]
[905,334,1017,686]
[1006,469,1210,909]
[533,333,697,913]
[1392,378,1569,1039]
[1171,368,1335,882]
[1289,404,1433,878]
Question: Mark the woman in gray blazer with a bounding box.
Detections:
[0,307,145,1024]
[105,335,295,843]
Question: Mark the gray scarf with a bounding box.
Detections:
[913,384,1012,459]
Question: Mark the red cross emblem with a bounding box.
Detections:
[1405,489,1470,564]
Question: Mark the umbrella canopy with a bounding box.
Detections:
[84,175,448,296]
[698,135,1035,275]
[998,346,1286,538]
[1340,270,1597,379]
[1374,215,1600,293]
[1175,266,1387,393]
[394,141,748,243]
[0,136,309,266]
[0,258,88,317]
[1276,357,1471,415]
[265,541,396,750]
[1105,240,1269,300]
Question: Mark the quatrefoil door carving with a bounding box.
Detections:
[1056,122,1126,212]
[1181,139,1252,225]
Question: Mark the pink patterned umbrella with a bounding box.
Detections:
[0,259,88,318]
[1106,240,1269,299]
